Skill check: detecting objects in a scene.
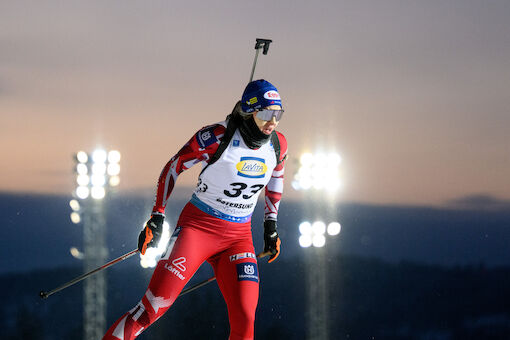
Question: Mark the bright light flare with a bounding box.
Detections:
[327,222,341,236]
[107,163,120,176]
[140,222,171,268]
[76,163,88,175]
[108,150,121,163]
[91,186,106,200]
[299,221,327,248]
[299,235,313,248]
[299,222,313,248]
[77,174,89,186]
[299,220,340,248]
[92,149,107,163]
[312,221,326,235]
[329,152,342,165]
[70,247,84,259]
[92,162,106,175]
[299,221,312,235]
[76,151,88,163]
[312,234,326,248]
[109,176,120,187]
[70,212,81,224]
[76,186,89,199]
[69,199,80,211]
[293,151,342,192]
[91,174,106,187]
[300,153,314,166]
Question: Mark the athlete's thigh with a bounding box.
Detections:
[147,226,216,302]
[213,239,260,311]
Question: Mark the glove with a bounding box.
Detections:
[138,213,165,255]
[263,220,281,263]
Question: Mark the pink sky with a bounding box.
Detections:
[1,1,509,206]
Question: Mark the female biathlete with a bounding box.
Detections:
[103,79,288,340]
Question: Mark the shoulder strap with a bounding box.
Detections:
[211,115,239,166]
[271,131,283,165]
[200,113,240,175]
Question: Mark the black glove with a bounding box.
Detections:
[138,213,165,255]
[263,220,281,263]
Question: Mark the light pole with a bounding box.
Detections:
[293,151,342,340]
[71,149,120,340]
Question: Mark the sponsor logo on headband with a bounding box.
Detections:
[263,90,280,100]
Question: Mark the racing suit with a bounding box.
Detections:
[103,118,287,340]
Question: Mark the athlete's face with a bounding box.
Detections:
[253,105,282,135]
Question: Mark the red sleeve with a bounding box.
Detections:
[151,123,226,214]
[264,131,288,221]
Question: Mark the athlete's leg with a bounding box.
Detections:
[103,226,216,340]
[211,242,260,340]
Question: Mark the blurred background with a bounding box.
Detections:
[1,1,509,339]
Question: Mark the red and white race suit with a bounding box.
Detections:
[103,119,287,340]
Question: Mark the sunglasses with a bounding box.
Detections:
[255,109,284,122]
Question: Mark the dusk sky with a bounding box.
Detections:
[1,1,509,206]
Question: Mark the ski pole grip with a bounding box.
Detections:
[255,38,272,55]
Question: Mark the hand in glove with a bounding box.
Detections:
[138,213,165,255]
[263,220,281,263]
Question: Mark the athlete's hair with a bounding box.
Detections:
[233,100,252,120]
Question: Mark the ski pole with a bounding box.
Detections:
[249,38,272,82]
[178,251,270,297]
[39,248,139,299]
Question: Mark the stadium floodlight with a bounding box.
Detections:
[299,234,313,248]
[76,186,90,199]
[70,212,81,224]
[91,186,106,200]
[312,221,326,235]
[108,150,121,163]
[109,176,120,187]
[73,148,121,201]
[70,247,84,259]
[300,153,314,166]
[299,221,313,248]
[71,147,121,340]
[76,151,88,164]
[77,174,90,186]
[299,221,327,248]
[107,163,120,176]
[92,149,107,163]
[299,221,312,235]
[77,164,88,175]
[92,162,107,175]
[312,233,326,248]
[91,174,106,187]
[327,222,341,236]
[292,151,342,193]
[69,199,80,212]
[311,221,326,248]
[299,220,341,248]
[139,222,171,268]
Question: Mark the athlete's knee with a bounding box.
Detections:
[229,306,256,340]
[235,306,256,325]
